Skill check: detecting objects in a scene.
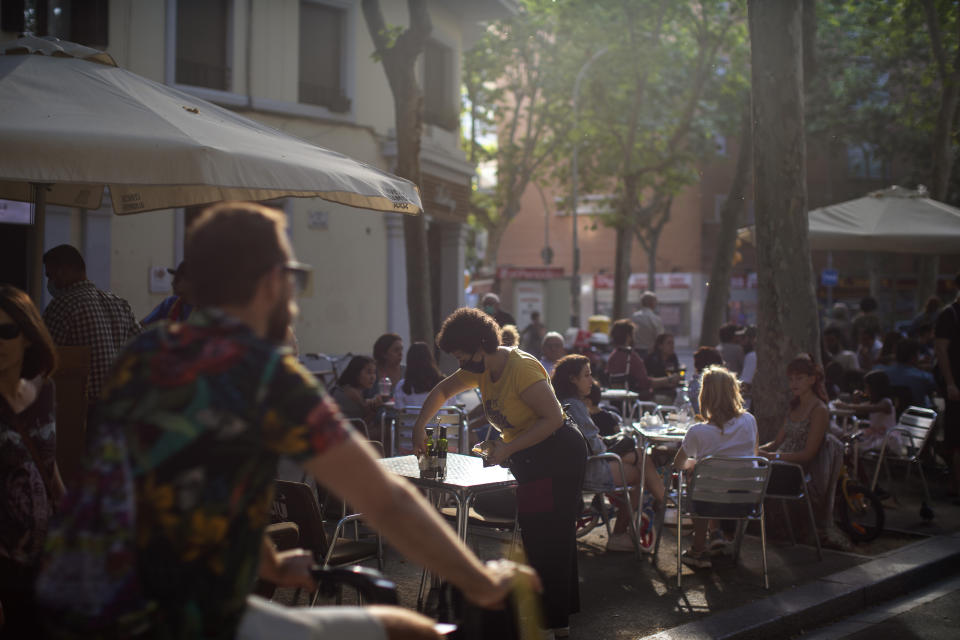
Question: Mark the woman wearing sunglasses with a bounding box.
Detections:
[0,285,64,636]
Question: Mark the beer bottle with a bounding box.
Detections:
[437,426,448,480]
[421,427,435,478]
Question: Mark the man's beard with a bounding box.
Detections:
[266,297,293,345]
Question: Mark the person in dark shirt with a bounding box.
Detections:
[481,293,516,328]
[934,274,960,500]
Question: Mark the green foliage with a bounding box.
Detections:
[807,0,960,201]
[369,24,405,62]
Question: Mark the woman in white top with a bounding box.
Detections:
[673,366,758,568]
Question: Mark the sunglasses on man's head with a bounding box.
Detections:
[0,323,22,340]
[282,261,312,295]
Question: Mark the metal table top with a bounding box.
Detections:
[377,453,515,491]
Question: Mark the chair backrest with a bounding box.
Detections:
[388,406,467,456]
[896,406,938,453]
[272,480,330,563]
[51,346,91,490]
[688,456,771,519]
[764,460,806,498]
[889,385,914,419]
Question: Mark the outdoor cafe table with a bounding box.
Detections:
[601,388,640,419]
[629,420,692,515]
[376,453,516,541]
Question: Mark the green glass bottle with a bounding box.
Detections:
[437,426,448,480]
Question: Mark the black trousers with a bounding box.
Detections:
[509,424,587,629]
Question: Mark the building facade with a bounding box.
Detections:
[0,0,512,355]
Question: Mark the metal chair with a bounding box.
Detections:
[578,430,645,557]
[676,456,772,588]
[386,406,468,456]
[271,480,382,604]
[863,405,938,520]
[765,460,822,560]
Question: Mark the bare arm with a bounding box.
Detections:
[759,426,786,453]
[488,380,564,464]
[303,435,535,607]
[834,399,892,414]
[673,446,695,471]
[412,370,476,454]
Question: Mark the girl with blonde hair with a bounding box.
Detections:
[673,366,759,569]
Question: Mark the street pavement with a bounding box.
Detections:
[799,572,960,639]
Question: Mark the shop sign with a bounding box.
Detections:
[497,266,565,280]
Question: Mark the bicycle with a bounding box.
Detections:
[834,431,885,543]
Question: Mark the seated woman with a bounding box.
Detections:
[644,333,682,403]
[371,333,404,398]
[394,342,444,412]
[552,354,665,553]
[331,356,383,438]
[672,366,758,569]
[759,354,845,548]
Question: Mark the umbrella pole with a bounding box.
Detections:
[29,183,48,303]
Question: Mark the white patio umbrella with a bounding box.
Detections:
[738,185,960,254]
[0,36,422,297]
[805,185,960,254]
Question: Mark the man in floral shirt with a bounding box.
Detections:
[47,203,533,640]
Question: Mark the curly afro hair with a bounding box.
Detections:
[436,307,501,355]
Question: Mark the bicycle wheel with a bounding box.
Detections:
[837,480,884,543]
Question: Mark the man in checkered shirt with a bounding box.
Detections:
[42,245,142,408]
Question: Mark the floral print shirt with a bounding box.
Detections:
[96,309,349,639]
[0,379,56,568]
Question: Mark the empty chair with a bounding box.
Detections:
[765,460,822,560]
[386,406,467,456]
[863,405,938,520]
[675,456,771,588]
[271,480,382,604]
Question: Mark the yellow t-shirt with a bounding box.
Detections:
[459,348,550,443]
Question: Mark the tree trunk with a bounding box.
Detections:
[612,224,633,321]
[700,97,752,347]
[748,0,820,441]
[362,0,434,344]
[482,209,514,271]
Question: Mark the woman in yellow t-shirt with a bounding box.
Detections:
[413,308,587,635]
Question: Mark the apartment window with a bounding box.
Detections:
[299,1,350,112]
[424,39,457,130]
[22,0,109,48]
[175,0,231,91]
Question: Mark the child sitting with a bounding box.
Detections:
[835,370,902,455]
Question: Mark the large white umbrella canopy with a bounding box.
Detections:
[807,185,960,254]
[738,185,960,254]
[0,36,422,215]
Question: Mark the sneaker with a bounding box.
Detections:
[708,530,731,556]
[638,498,658,553]
[681,548,712,569]
[606,532,636,553]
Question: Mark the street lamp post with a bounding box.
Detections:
[570,48,607,329]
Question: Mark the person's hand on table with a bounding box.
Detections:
[412,426,426,455]
[463,559,542,609]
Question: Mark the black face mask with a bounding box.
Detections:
[460,354,486,374]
